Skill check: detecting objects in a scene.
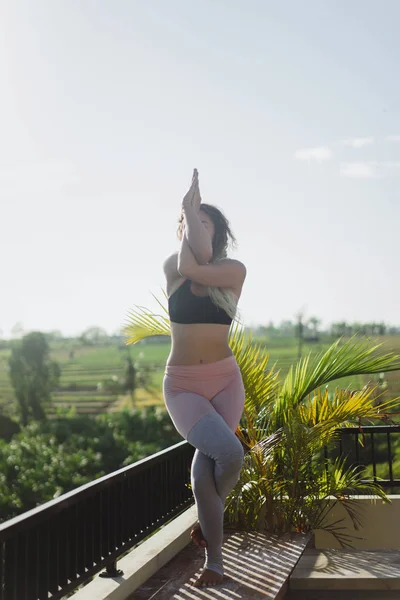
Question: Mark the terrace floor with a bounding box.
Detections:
[129,529,310,599]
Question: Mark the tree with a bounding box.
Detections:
[79,326,109,346]
[307,316,321,340]
[43,330,64,342]
[0,409,183,522]
[295,310,305,361]
[122,352,158,408]
[279,319,295,337]
[8,332,61,425]
[11,322,25,339]
[378,322,386,335]
[124,355,137,405]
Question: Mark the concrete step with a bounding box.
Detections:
[286,591,400,599]
[289,549,400,592]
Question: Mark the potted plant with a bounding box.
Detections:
[123,299,400,546]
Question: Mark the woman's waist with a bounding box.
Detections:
[165,353,240,379]
[167,324,233,365]
[169,323,230,348]
[166,341,233,367]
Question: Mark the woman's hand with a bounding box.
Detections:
[182,168,201,213]
[179,168,212,264]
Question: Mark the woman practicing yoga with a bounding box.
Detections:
[162,169,247,588]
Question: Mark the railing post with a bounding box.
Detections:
[100,559,124,578]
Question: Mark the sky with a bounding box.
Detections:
[1,0,399,338]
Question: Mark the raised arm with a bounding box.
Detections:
[181,169,213,265]
[178,234,246,289]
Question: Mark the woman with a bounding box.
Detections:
[162,169,247,588]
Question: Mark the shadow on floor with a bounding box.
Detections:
[130,530,309,599]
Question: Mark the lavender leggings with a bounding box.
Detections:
[163,355,245,576]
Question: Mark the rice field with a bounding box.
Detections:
[0,334,399,419]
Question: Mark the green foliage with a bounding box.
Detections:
[224,332,400,545]
[0,407,182,523]
[8,332,61,425]
[78,326,109,346]
[121,355,159,407]
[0,423,104,520]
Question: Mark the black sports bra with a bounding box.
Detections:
[168,279,233,325]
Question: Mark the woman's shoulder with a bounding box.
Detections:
[163,251,179,271]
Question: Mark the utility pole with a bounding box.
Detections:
[295,310,305,362]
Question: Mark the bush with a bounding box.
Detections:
[0,407,182,523]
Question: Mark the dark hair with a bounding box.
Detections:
[177,203,237,260]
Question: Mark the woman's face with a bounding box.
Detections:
[198,209,215,241]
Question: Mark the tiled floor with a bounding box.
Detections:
[130,530,309,599]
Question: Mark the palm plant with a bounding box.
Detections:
[122,296,400,546]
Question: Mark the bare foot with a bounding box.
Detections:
[192,568,224,587]
[190,522,207,548]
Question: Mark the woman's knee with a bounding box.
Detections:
[221,436,244,469]
[236,439,245,466]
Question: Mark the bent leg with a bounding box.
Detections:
[163,368,246,579]
[188,411,244,576]
[190,449,223,542]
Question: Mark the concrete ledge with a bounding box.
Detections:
[315,495,400,550]
[70,505,198,600]
[290,549,400,591]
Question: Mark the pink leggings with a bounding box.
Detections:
[163,355,245,576]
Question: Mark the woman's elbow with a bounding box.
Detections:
[177,258,187,276]
[197,255,211,265]
[197,249,213,265]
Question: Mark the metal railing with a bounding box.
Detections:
[0,440,195,600]
[324,424,400,488]
[1,425,400,600]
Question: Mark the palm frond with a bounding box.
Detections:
[122,295,171,345]
[150,288,170,317]
[298,385,400,429]
[304,456,390,546]
[229,322,282,417]
[280,333,400,407]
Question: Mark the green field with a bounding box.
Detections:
[1,335,399,419]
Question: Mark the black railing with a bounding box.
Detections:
[324,425,400,488]
[1,425,400,600]
[0,440,195,600]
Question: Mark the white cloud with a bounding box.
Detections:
[340,162,378,178]
[296,135,400,176]
[294,146,333,162]
[340,161,400,179]
[341,137,374,148]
